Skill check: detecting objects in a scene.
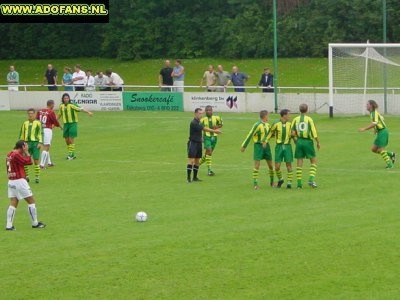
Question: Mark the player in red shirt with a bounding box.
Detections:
[37,99,61,168]
[6,140,46,231]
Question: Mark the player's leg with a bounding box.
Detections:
[253,160,261,189]
[265,144,274,186]
[274,145,284,188]
[6,198,19,230]
[24,142,34,181]
[305,140,317,188]
[40,144,49,168]
[32,143,41,183]
[187,141,194,182]
[373,129,393,168]
[285,145,294,189]
[193,156,201,182]
[206,137,217,176]
[25,196,46,228]
[295,140,306,188]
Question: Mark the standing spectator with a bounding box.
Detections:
[200,65,217,92]
[7,65,19,91]
[19,108,43,183]
[62,67,74,91]
[172,59,185,92]
[159,60,173,92]
[72,64,86,91]
[105,69,124,91]
[36,100,61,168]
[240,110,275,190]
[231,66,249,92]
[94,71,110,91]
[291,103,320,188]
[258,68,274,93]
[5,140,46,231]
[44,64,58,91]
[215,65,231,92]
[85,70,95,91]
[58,93,93,160]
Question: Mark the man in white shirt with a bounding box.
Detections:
[105,69,124,91]
[72,64,86,91]
[85,70,95,91]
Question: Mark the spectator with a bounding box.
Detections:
[200,65,217,92]
[62,67,74,91]
[85,70,95,91]
[215,65,231,92]
[159,60,173,92]
[172,59,185,92]
[94,71,110,91]
[105,69,124,91]
[72,64,86,91]
[258,68,274,93]
[7,65,19,91]
[231,66,248,92]
[44,64,58,91]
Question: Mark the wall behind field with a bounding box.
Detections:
[2,91,400,115]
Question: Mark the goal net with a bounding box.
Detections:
[329,43,400,116]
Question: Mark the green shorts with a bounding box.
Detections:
[294,138,316,159]
[253,143,272,161]
[374,128,389,148]
[275,144,294,163]
[63,122,78,138]
[27,141,40,160]
[204,136,218,150]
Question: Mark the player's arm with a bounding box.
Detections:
[291,120,298,143]
[50,111,62,128]
[158,73,163,87]
[81,107,93,116]
[241,123,257,152]
[217,117,223,128]
[19,122,25,140]
[200,73,206,87]
[358,122,376,132]
[265,123,276,143]
[309,119,320,149]
[203,127,221,134]
[36,122,43,146]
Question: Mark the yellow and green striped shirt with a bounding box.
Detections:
[291,114,318,139]
[370,110,386,130]
[20,120,42,143]
[267,120,292,144]
[200,115,223,137]
[58,103,82,124]
[241,121,270,148]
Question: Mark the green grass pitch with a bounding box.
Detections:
[1,111,400,299]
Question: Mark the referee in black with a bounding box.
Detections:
[187,108,221,183]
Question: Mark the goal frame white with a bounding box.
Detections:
[328,43,400,117]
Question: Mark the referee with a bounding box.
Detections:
[187,108,221,183]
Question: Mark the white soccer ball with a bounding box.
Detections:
[135,211,148,222]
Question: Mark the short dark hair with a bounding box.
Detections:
[14,140,25,149]
[47,99,54,106]
[105,69,112,76]
[176,59,182,64]
[194,108,202,113]
[260,110,268,118]
[299,104,308,113]
[27,108,35,113]
[205,105,212,110]
[280,109,290,117]
[75,64,81,69]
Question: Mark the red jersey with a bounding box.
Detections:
[36,108,60,129]
[6,151,32,180]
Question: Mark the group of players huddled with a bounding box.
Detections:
[5,93,92,231]
[188,100,395,190]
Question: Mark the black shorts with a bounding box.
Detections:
[187,141,202,158]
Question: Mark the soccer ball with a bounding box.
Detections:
[135,211,148,222]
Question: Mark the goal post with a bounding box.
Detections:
[328,43,400,117]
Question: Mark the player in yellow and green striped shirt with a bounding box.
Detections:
[291,104,320,189]
[199,106,223,176]
[19,108,43,183]
[266,109,294,188]
[358,100,395,169]
[240,110,274,190]
[58,93,93,160]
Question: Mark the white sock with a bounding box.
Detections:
[28,204,38,226]
[7,206,16,228]
[40,151,48,167]
[47,152,52,165]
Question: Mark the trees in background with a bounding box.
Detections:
[0,0,397,59]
